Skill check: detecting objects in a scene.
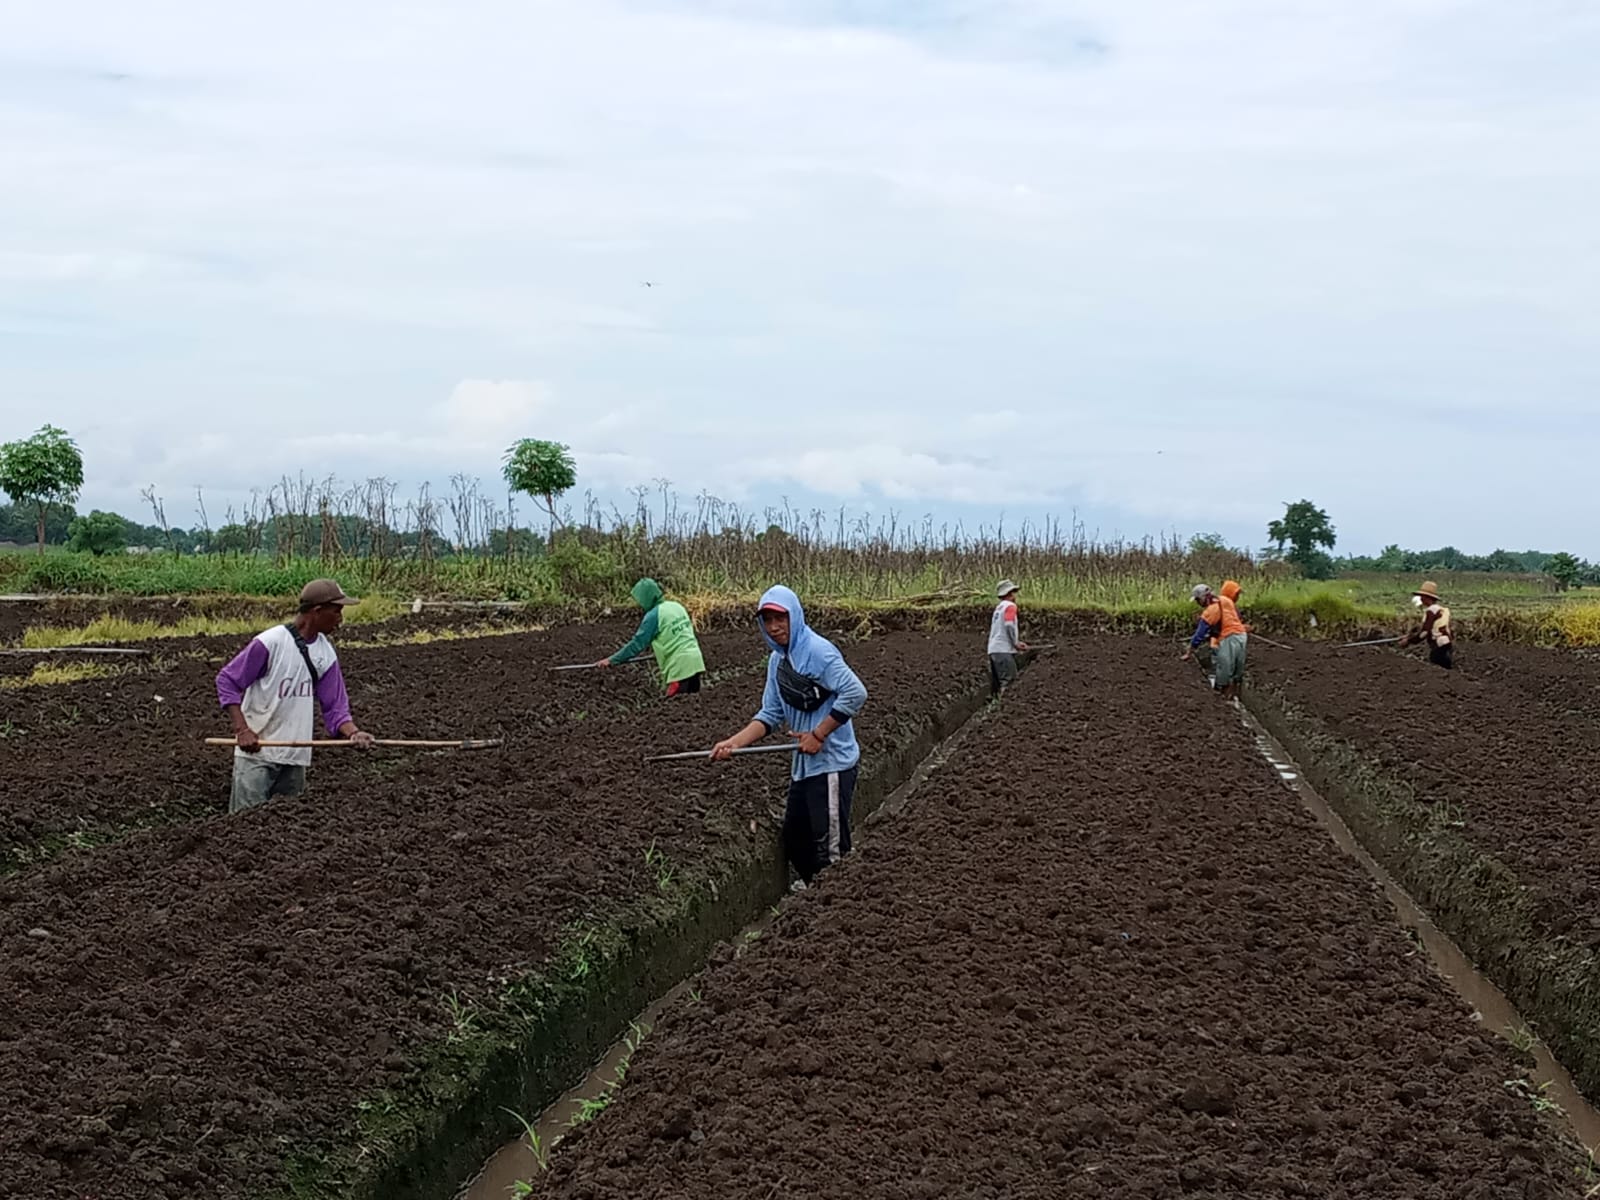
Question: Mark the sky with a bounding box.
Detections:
[2,0,1597,557]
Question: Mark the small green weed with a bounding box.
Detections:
[1505,1024,1537,1055]
[1503,1076,1562,1116]
[443,989,477,1043]
[643,840,675,893]
[501,1107,550,1171]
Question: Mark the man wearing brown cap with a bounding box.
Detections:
[215,579,375,813]
[1398,581,1455,670]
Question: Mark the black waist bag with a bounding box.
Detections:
[777,656,829,713]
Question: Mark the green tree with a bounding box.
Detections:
[66,510,130,556]
[1546,551,1583,591]
[0,501,75,546]
[502,439,577,547]
[1267,500,1337,579]
[1376,543,1404,572]
[0,425,85,553]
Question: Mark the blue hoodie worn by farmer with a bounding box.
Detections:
[753,585,868,781]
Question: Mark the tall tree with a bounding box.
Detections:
[1267,500,1337,579]
[502,439,577,548]
[0,425,85,553]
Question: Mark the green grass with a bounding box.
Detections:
[0,660,128,689]
[8,547,1593,643]
[15,597,404,648]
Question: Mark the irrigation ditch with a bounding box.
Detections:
[1243,677,1600,1109]
[1237,703,1600,1152]
[456,652,1600,1199]
[271,653,1012,1200]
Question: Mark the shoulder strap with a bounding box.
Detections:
[283,622,321,686]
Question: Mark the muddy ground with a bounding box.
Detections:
[1248,641,1600,932]
[537,638,1581,1200]
[0,623,983,1199]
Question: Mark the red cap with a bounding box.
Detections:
[758,602,787,614]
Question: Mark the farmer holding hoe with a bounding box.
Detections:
[1398,581,1455,670]
[710,586,868,887]
[1182,580,1249,700]
[216,579,375,813]
[593,577,706,696]
[987,579,1029,697]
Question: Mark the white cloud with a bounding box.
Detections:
[2,0,1598,554]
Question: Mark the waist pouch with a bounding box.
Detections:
[777,656,830,713]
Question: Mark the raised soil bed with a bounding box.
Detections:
[534,636,1582,1199]
[1245,640,1600,1103]
[0,622,989,1199]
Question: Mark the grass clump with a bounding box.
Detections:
[0,661,123,689]
[16,596,404,648]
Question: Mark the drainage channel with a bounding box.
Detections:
[456,701,1001,1199]
[1240,705,1600,1154]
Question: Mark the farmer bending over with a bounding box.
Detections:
[1398,581,1455,670]
[216,579,374,813]
[987,579,1030,697]
[711,586,868,886]
[1182,580,1249,700]
[594,577,706,696]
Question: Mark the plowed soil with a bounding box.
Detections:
[0,620,752,868]
[0,625,982,1199]
[537,638,1580,1200]
[1249,641,1600,930]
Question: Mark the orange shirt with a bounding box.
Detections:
[1202,595,1248,643]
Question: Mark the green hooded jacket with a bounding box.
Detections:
[609,578,706,685]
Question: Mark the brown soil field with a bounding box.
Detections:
[0,620,751,869]
[0,620,983,1198]
[536,638,1581,1200]
[1248,642,1600,934]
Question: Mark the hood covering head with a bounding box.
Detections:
[631,578,664,610]
[1220,580,1241,601]
[756,584,822,668]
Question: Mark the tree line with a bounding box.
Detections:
[4,425,1594,590]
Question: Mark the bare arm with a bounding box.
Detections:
[711,719,771,761]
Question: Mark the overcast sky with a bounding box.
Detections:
[3,0,1597,556]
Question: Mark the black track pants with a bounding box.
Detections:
[783,766,858,882]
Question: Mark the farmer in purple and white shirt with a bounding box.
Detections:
[215,578,375,813]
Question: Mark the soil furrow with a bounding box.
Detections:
[534,637,1581,1199]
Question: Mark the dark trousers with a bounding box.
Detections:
[988,652,1020,698]
[783,766,857,882]
[665,672,703,697]
[1429,643,1455,670]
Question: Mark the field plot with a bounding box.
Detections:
[1246,642,1600,1098]
[0,620,984,1199]
[536,638,1580,1200]
[0,620,751,870]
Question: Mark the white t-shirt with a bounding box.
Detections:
[234,625,339,767]
[987,599,1020,655]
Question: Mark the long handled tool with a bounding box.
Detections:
[1340,637,1401,649]
[647,744,796,763]
[1,646,150,656]
[551,655,653,671]
[205,737,503,749]
[1249,634,1293,651]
